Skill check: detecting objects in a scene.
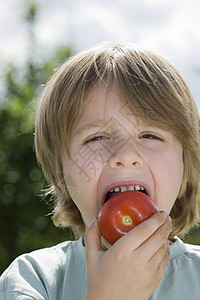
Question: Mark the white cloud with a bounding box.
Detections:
[0,0,199,102]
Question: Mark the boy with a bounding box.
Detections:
[1,43,200,299]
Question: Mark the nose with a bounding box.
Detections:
[108,142,144,169]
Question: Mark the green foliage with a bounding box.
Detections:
[0,15,75,274]
[0,1,76,275]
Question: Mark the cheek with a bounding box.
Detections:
[152,150,184,212]
[153,142,183,183]
[62,157,101,225]
[70,146,109,182]
[168,147,184,189]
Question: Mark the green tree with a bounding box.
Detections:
[0,1,74,275]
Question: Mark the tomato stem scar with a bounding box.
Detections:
[122,215,133,226]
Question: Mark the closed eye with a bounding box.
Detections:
[84,134,110,144]
[139,133,164,141]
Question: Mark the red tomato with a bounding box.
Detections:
[98,191,159,245]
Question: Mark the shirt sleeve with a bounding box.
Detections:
[0,254,52,300]
[0,291,38,300]
[0,240,78,300]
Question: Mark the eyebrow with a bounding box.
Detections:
[74,120,106,136]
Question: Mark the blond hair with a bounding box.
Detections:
[35,43,200,239]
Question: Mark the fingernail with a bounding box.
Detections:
[91,217,97,225]
[160,211,168,219]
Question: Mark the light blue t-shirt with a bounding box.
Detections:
[0,236,200,299]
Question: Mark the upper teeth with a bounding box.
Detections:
[109,185,145,193]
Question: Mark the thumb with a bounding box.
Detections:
[84,218,102,262]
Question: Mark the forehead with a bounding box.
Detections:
[72,77,180,140]
[73,84,148,137]
[76,85,135,124]
[84,85,122,113]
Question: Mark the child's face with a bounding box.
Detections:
[62,85,184,230]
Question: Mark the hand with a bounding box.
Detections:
[84,211,171,300]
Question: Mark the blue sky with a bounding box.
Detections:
[1,0,200,107]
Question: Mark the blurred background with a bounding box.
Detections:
[0,0,200,275]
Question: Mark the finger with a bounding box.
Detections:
[113,211,169,252]
[84,218,102,262]
[149,240,170,268]
[101,236,112,250]
[154,241,170,280]
[137,215,171,261]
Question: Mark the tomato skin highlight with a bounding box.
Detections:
[98,191,159,245]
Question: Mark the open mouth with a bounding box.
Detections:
[104,184,148,204]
